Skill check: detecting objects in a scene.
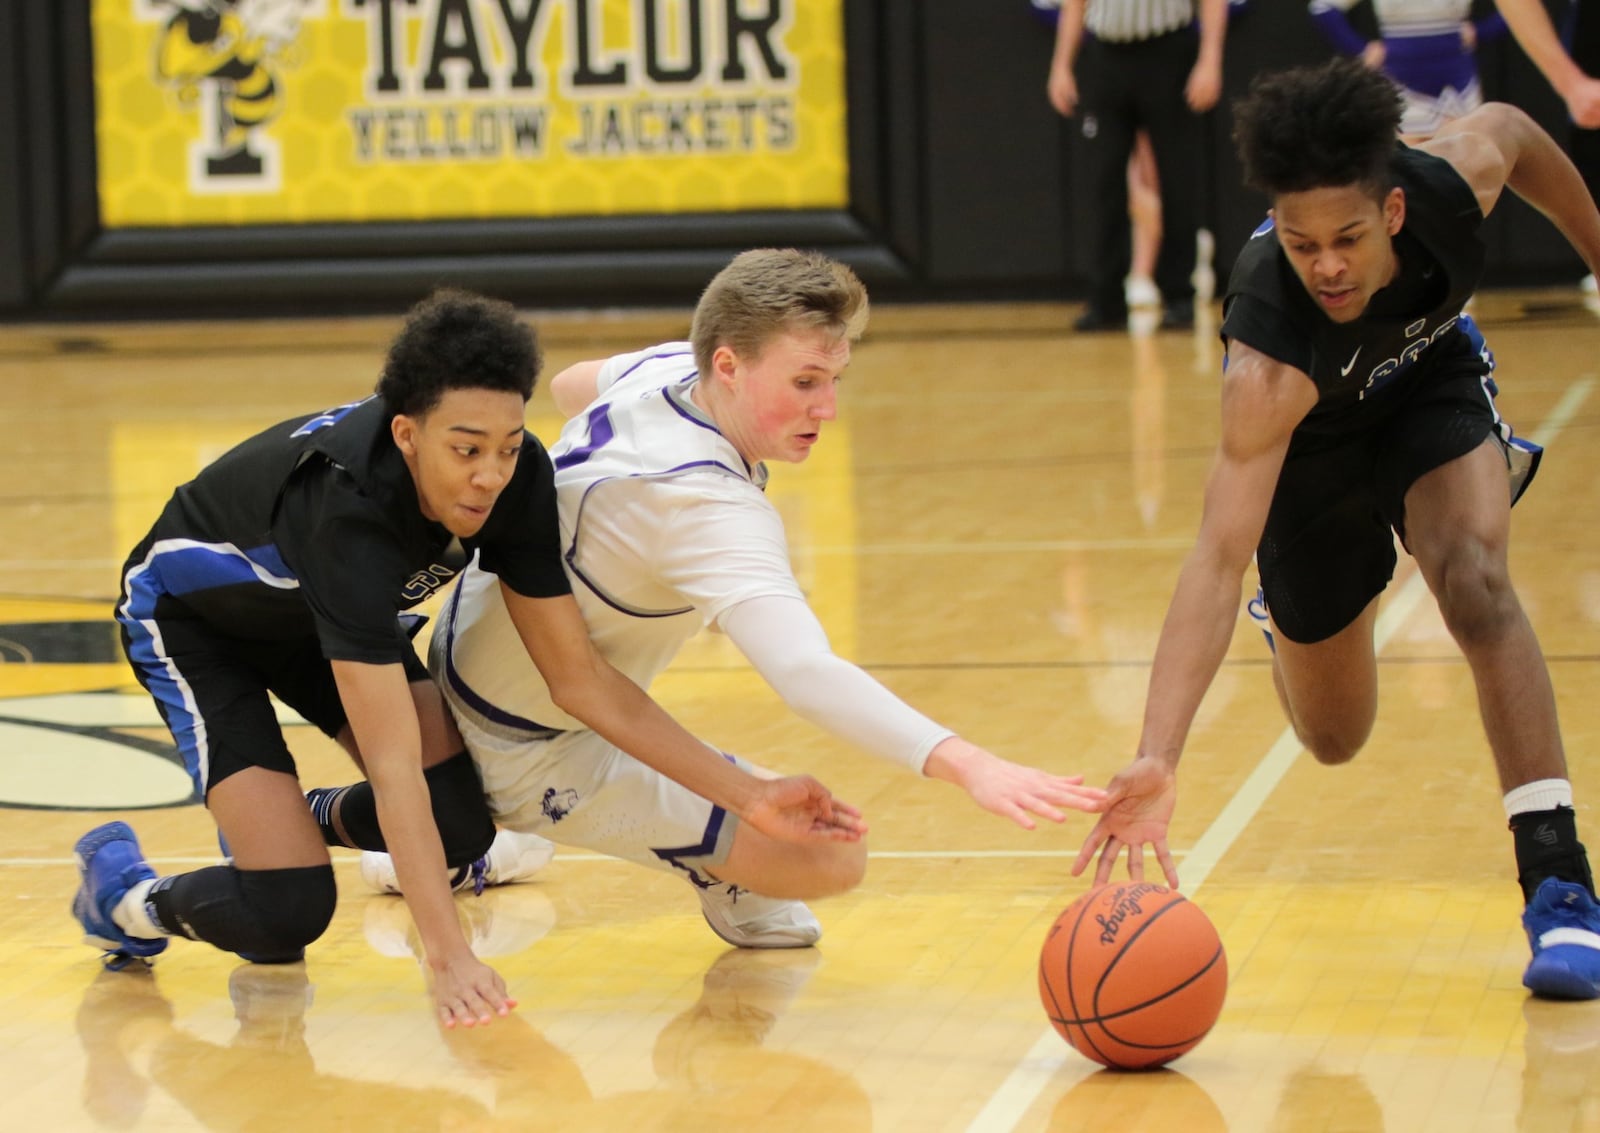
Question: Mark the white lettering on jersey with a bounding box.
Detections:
[400,564,458,603]
[1358,315,1459,399]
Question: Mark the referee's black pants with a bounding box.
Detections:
[1076,29,1205,315]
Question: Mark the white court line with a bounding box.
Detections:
[804,538,1196,556]
[963,376,1594,1133]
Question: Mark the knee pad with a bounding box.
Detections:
[237,865,338,958]
[425,752,496,867]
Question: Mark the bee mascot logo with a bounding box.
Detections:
[147,0,310,190]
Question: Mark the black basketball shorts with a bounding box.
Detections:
[1255,356,1528,645]
[118,594,430,796]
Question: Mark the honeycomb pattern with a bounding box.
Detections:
[93,0,849,227]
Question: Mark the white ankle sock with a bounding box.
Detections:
[1503,779,1574,820]
[112,879,167,939]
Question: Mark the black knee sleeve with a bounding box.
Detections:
[149,864,337,960]
[423,752,497,866]
[314,751,495,868]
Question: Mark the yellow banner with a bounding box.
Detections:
[93,1,848,226]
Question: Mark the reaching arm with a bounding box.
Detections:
[1074,341,1316,885]
[1136,344,1312,766]
[499,583,864,841]
[1425,103,1600,276]
[720,594,1106,829]
[720,595,950,773]
[549,360,607,419]
[331,659,512,1028]
[1492,0,1600,127]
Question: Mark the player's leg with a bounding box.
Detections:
[371,719,860,947]
[1255,431,1394,764]
[1125,132,1162,309]
[79,603,336,966]
[675,805,867,949]
[486,731,865,901]
[1267,596,1381,766]
[292,641,501,874]
[1404,438,1566,795]
[194,766,339,962]
[548,738,864,948]
[708,766,868,899]
[1394,367,1597,999]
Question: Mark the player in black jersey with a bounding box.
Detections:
[71,290,864,1028]
[1072,59,1600,999]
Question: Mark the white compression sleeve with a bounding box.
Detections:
[719,594,954,775]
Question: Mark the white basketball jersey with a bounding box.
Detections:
[439,343,806,740]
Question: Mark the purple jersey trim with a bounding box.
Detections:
[553,403,616,472]
[649,764,738,874]
[560,459,748,620]
[613,348,693,386]
[438,585,564,738]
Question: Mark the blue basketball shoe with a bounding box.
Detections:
[1522,878,1600,1000]
[72,822,168,967]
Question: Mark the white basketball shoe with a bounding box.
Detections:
[358,829,555,895]
[696,883,822,949]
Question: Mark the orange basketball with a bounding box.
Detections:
[1038,882,1227,1070]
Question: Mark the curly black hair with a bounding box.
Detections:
[1233,57,1405,200]
[376,289,540,418]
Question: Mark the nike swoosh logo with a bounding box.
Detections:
[1340,349,1361,377]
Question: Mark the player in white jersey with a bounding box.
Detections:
[352,249,1107,948]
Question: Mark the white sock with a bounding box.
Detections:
[111,879,168,939]
[1503,779,1574,820]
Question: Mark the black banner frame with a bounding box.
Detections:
[14,0,920,316]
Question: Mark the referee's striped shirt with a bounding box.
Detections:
[1084,0,1195,42]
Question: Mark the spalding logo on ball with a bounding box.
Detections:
[1038,883,1227,1070]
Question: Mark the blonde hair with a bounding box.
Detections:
[690,248,869,375]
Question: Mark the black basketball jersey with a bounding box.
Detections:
[1220,145,1487,435]
[123,395,569,665]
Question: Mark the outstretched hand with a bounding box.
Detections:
[1072,756,1179,887]
[429,953,517,1030]
[925,739,1108,830]
[746,774,868,844]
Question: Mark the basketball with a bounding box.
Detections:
[1038,883,1227,1070]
